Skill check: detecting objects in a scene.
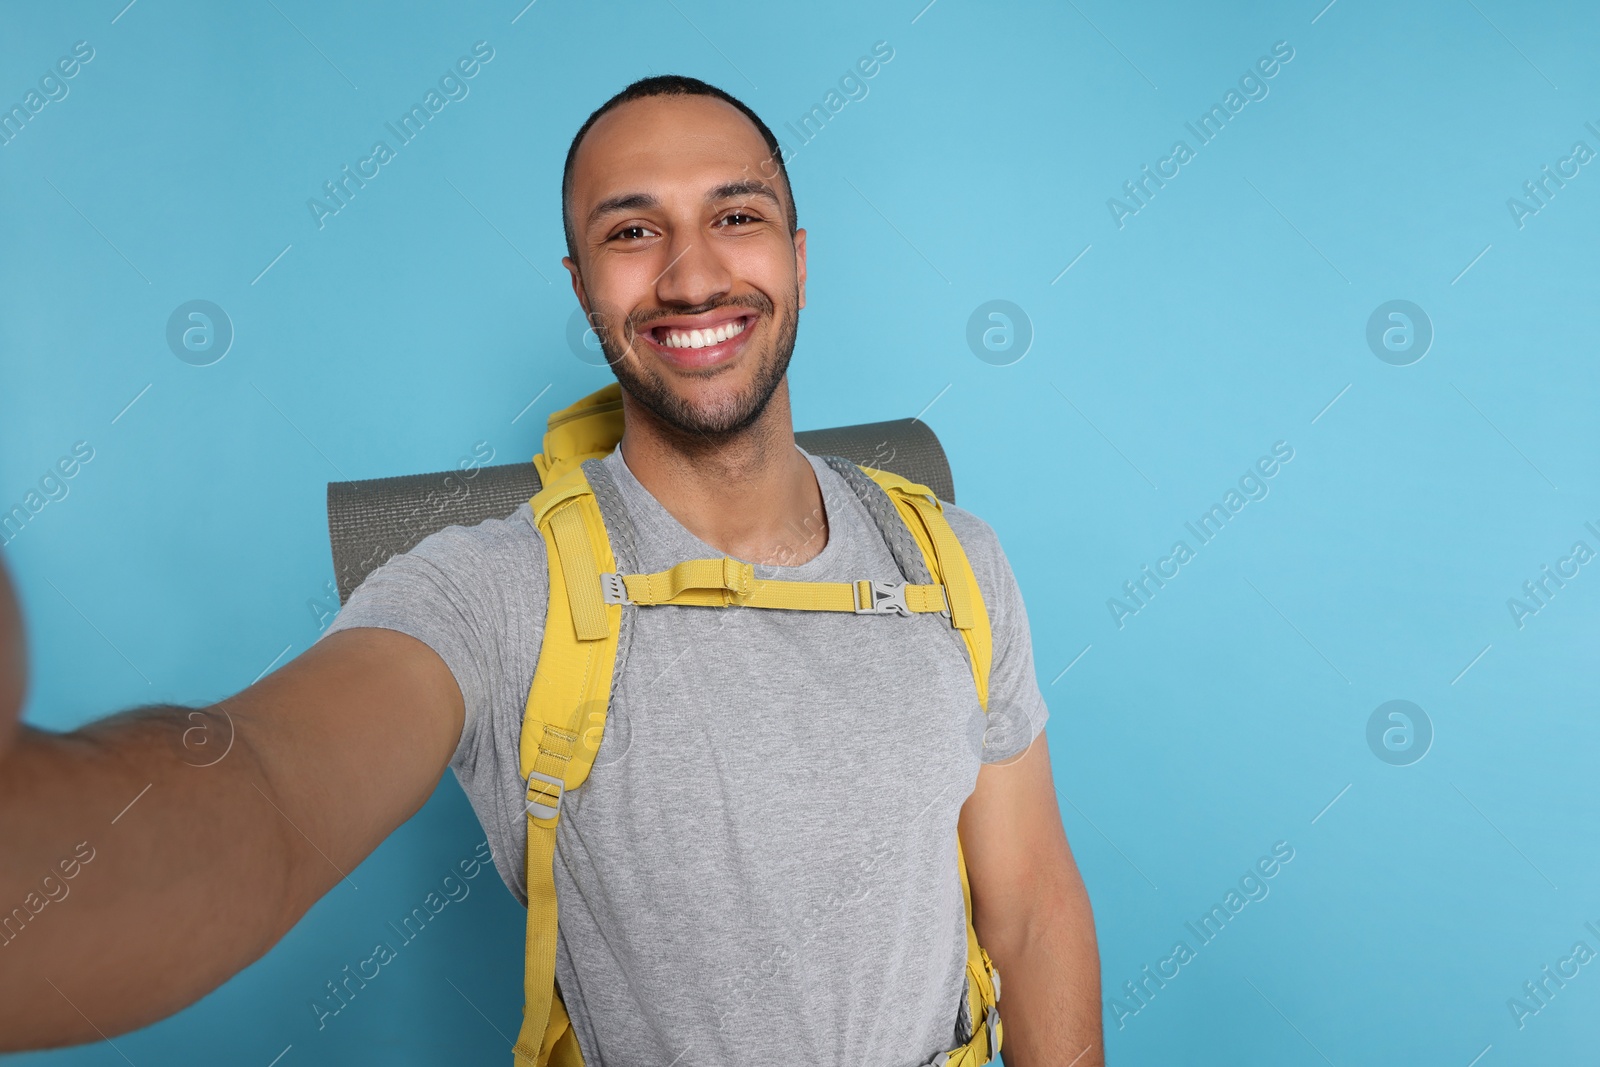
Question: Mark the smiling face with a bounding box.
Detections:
[562,93,807,441]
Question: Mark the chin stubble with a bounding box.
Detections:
[595,293,800,442]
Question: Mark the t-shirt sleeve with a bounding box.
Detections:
[314,509,545,766]
[942,504,1051,765]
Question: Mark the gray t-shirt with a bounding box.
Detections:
[318,444,1049,1066]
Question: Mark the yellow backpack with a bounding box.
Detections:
[510,383,1003,1066]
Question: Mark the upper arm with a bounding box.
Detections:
[959,734,1082,948]
[232,625,464,924]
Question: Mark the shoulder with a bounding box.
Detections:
[933,500,1035,635]
[937,501,1008,588]
[371,502,544,582]
[938,500,999,551]
[328,501,548,629]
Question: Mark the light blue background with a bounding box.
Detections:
[3,0,1597,1063]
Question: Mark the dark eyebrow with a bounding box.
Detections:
[707,180,782,211]
[587,192,659,229]
[586,181,783,229]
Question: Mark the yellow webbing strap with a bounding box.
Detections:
[549,504,610,641]
[612,557,950,615]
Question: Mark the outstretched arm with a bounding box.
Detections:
[0,624,464,1050]
[960,734,1104,1066]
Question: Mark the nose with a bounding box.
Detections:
[653,230,732,309]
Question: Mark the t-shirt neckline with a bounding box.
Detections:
[602,444,845,576]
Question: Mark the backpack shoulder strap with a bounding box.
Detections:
[818,453,936,586]
[854,462,1005,1062]
[855,464,992,707]
[513,461,623,1067]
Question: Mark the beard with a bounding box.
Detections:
[590,288,800,443]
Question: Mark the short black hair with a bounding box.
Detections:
[561,74,798,263]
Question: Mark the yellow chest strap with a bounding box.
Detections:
[602,557,951,616]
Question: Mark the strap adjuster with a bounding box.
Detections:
[855,579,911,616]
[525,770,565,820]
[598,572,631,605]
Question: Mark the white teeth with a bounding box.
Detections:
[662,318,747,349]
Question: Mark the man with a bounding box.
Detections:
[0,76,1102,1064]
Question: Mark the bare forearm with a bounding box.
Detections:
[0,705,300,1049]
[984,873,1104,1067]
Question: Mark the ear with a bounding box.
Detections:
[793,228,808,311]
[562,256,587,313]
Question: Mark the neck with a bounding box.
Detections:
[615,379,829,568]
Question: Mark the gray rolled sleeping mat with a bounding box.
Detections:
[326,415,955,605]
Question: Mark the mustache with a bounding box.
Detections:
[624,293,775,336]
